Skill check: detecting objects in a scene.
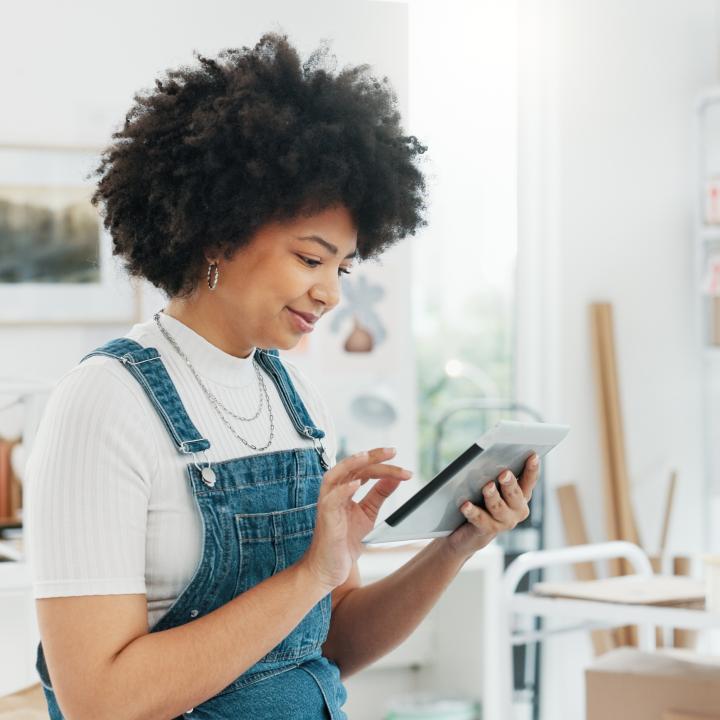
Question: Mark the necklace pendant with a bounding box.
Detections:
[201,467,217,487]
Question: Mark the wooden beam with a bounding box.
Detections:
[590,302,641,646]
[556,483,617,654]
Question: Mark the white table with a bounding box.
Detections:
[0,561,38,696]
[344,541,504,720]
[1,542,505,717]
[498,541,720,719]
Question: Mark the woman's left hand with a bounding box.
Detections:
[444,453,540,559]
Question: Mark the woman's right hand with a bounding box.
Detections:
[301,448,413,590]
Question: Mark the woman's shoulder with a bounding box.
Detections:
[28,338,161,489]
[52,352,147,407]
[51,321,160,401]
[42,328,165,443]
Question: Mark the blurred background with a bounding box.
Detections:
[1,1,720,718]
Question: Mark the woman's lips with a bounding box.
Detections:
[286,307,317,333]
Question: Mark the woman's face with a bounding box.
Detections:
[204,204,358,356]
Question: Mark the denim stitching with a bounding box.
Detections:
[87,342,210,454]
[149,465,211,632]
[235,502,317,518]
[298,662,338,718]
[56,339,340,718]
[128,365,185,449]
[216,664,300,697]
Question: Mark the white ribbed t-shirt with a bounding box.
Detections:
[26,314,336,628]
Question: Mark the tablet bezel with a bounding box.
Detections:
[362,419,569,544]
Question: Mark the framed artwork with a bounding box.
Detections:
[0,144,138,324]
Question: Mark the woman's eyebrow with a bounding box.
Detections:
[295,234,358,259]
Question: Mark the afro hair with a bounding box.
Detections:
[91,32,429,296]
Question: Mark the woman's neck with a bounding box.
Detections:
[164,296,254,359]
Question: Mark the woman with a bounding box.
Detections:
[26,33,538,719]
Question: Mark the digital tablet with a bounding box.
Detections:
[362,420,570,544]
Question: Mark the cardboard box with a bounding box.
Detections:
[586,648,720,720]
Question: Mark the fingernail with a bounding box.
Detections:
[484,483,496,495]
[401,469,413,478]
[500,471,513,485]
[353,451,368,459]
[529,455,539,468]
[461,502,471,515]
[384,447,397,454]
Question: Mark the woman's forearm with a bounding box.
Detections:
[92,563,329,720]
[322,538,472,677]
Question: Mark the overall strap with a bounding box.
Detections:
[255,349,330,469]
[82,338,211,456]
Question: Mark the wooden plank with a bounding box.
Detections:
[590,303,640,646]
[673,556,697,649]
[0,440,10,519]
[589,304,623,576]
[649,554,665,647]
[596,304,640,550]
[659,470,678,556]
[590,303,630,646]
[556,484,617,654]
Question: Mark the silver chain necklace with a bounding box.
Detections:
[154,312,275,452]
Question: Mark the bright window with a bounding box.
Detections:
[408,0,518,480]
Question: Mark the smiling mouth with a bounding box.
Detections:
[286,307,319,333]
[287,308,320,324]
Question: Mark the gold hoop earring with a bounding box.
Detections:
[207,262,219,290]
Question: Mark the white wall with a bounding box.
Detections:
[0,2,419,716]
[0,0,415,456]
[516,1,720,717]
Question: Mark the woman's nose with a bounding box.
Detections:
[310,276,341,309]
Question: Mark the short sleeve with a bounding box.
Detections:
[25,360,159,598]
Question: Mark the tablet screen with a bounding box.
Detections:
[385,442,543,529]
[362,420,569,543]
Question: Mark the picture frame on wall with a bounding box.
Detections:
[0,144,138,324]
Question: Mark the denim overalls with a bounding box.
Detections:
[36,338,348,719]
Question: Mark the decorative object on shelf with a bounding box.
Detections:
[0,144,138,324]
[349,384,398,428]
[706,176,720,225]
[701,254,720,345]
[0,438,21,521]
[701,253,720,296]
[343,318,374,352]
[330,274,386,353]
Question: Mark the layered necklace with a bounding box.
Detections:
[154,312,275,452]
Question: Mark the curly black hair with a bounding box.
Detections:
[91,32,429,297]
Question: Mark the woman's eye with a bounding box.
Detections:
[298,255,321,268]
[298,254,351,276]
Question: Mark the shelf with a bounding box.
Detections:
[701,226,720,242]
[511,592,720,631]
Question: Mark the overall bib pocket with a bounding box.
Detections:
[234,502,331,662]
